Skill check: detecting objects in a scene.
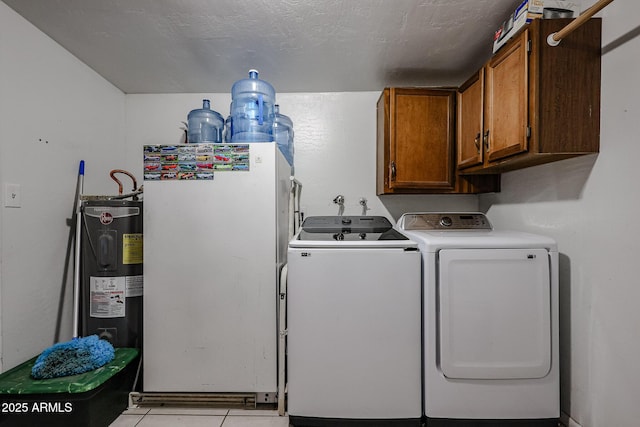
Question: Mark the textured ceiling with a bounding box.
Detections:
[2,0,518,94]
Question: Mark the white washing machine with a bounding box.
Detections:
[287,216,422,427]
[398,213,559,427]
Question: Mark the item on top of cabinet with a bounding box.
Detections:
[493,0,581,53]
[229,69,276,142]
[187,99,224,143]
[547,0,613,46]
[543,7,575,18]
[273,104,294,167]
[223,115,232,142]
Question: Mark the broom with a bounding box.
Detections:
[32,161,115,379]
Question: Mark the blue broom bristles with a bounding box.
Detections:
[31,335,115,379]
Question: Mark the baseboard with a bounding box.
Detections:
[560,412,583,427]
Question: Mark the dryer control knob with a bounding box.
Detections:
[440,216,453,227]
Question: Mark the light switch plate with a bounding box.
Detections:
[4,183,21,208]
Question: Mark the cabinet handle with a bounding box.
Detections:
[484,130,490,152]
[390,161,397,181]
[474,132,481,153]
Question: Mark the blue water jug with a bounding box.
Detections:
[273,104,294,167]
[223,115,232,142]
[187,99,224,143]
[230,70,276,142]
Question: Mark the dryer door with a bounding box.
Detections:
[438,248,551,379]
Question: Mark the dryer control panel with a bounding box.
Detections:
[399,213,492,231]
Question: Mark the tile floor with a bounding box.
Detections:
[111,407,566,427]
[110,407,290,427]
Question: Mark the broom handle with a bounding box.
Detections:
[548,0,614,46]
[72,161,85,338]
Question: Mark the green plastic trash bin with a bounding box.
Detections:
[0,348,139,427]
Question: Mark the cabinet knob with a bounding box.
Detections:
[474,132,481,153]
[390,161,397,181]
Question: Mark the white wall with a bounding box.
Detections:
[2,1,637,425]
[0,3,126,370]
[124,92,477,221]
[480,2,640,426]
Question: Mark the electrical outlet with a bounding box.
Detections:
[4,183,21,208]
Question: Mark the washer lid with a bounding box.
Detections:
[292,216,417,248]
[297,215,412,243]
[301,216,394,233]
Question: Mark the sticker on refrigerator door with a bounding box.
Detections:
[213,144,250,171]
[144,144,214,180]
[143,143,250,178]
[89,276,126,318]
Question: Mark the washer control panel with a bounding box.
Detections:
[399,213,492,230]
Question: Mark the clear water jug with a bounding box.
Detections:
[273,104,294,167]
[223,115,232,143]
[229,70,275,142]
[187,99,224,143]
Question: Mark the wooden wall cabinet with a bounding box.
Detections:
[376,87,500,194]
[457,18,601,174]
[457,69,485,169]
[377,19,600,194]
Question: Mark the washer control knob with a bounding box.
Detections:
[440,216,453,227]
[341,218,352,225]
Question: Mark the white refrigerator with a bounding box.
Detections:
[142,143,290,397]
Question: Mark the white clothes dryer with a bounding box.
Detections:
[287,216,422,427]
[398,213,559,427]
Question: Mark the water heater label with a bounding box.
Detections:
[89,276,126,318]
[123,233,143,264]
[126,275,143,297]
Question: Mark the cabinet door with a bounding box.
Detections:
[457,69,484,169]
[389,88,455,190]
[485,29,529,162]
